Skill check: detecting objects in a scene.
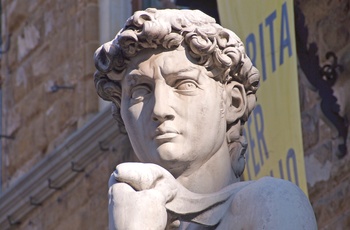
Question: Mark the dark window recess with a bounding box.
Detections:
[176,0,220,23]
[140,0,220,24]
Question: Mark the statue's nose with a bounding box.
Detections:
[152,82,175,122]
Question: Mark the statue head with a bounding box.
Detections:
[94,8,259,179]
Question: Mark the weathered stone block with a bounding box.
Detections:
[83,4,99,43]
[301,109,319,150]
[83,41,100,77]
[17,24,40,61]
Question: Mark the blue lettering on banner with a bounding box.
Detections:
[258,23,267,81]
[265,10,277,72]
[253,104,269,165]
[245,33,257,66]
[247,116,259,176]
[279,1,292,66]
[278,159,284,179]
[286,148,299,186]
[243,104,300,185]
[244,1,292,82]
[244,104,268,178]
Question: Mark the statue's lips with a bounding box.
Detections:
[153,127,179,141]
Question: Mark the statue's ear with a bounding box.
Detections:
[225,82,247,123]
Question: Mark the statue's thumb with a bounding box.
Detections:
[112,163,178,202]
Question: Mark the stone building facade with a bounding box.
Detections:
[297,0,350,228]
[0,0,135,229]
[1,0,100,190]
[0,0,349,229]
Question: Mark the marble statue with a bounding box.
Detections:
[94,8,317,230]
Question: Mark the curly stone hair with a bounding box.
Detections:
[94,8,260,179]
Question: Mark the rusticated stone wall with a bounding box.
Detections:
[0,1,138,229]
[297,0,350,229]
[1,0,100,189]
[14,135,135,230]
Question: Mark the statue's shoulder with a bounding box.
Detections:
[224,177,317,230]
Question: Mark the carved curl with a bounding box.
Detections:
[94,8,260,178]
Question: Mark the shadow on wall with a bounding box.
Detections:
[295,3,349,158]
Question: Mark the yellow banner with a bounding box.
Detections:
[218,0,308,194]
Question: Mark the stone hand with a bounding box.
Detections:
[108,162,248,229]
[108,162,179,230]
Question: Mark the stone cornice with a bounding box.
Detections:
[0,106,119,229]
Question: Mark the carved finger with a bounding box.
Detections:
[109,182,135,200]
[114,162,166,191]
[114,163,179,202]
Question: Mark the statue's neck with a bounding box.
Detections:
[176,143,235,194]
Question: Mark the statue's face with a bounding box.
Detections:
[120,46,228,177]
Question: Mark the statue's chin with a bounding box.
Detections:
[141,145,193,177]
[156,142,183,160]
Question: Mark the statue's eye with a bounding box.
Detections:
[131,85,151,100]
[174,80,198,91]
